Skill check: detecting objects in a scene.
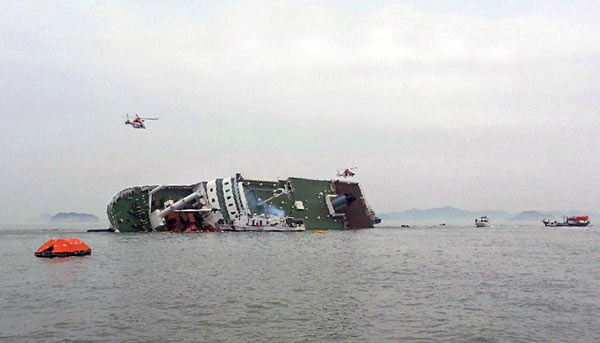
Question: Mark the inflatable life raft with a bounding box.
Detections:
[35,238,92,258]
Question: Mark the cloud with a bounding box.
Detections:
[1,1,599,220]
[87,1,600,129]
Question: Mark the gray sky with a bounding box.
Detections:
[1,0,599,222]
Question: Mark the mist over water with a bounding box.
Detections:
[1,224,599,342]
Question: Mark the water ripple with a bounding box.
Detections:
[0,225,599,342]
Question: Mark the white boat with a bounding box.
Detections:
[218,215,305,232]
[218,224,305,232]
[475,216,490,227]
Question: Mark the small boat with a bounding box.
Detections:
[542,216,590,227]
[218,215,305,232]
[219,224,305,232]
[87,228,116,233]
[542,220,560,227]
[475,216,490,227]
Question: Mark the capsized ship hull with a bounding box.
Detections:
[107,174,379,232]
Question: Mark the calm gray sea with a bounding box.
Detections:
[1,224,599,342]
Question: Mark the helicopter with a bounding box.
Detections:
[125,114,159,129]
[336,167,357,178]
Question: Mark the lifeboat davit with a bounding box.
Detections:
[35,238,92,258]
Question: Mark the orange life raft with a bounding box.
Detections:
[35,238,92,258]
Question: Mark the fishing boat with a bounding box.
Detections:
[475,216,490,227]
[542,216,590,227]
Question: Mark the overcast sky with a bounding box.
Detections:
[1,0,599,222]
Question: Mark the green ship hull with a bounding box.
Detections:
[107,174,378,232]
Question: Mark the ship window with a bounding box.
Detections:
[226,196,231,199]
[211,199,215,203]
[225,189,231,193]
[224,181,229,185]
[228,203,233,207]
[231,211,236,215]
[210,188,213,192]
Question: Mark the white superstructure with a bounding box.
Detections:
[475,216,490,227]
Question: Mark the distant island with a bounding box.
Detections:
[41,212,100,223]
[509,211,549,221]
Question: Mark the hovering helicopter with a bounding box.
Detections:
[336,167,357,178]
[125,114,159,129]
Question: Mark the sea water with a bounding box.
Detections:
[1,224,599,342]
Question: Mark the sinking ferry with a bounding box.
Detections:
[107,174,379,232]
